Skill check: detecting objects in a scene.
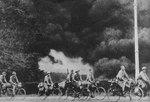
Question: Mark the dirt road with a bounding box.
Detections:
[0,96,150,102]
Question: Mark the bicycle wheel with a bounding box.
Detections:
[93,87,106,100]
[65,89,75,100]
[6,88,13,97]
[38,90,45,96]
[130,86,144,101]
[45,89,53,96]
[17,88,26,100]
[107,88,120,101]
[52,88,62,96]
[80,88,90,100]
[17,88,26,96]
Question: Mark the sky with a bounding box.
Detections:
[120,0,150,10]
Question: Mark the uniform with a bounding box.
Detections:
[116,70,129,81]
[138,71,150,89]
[38,82,45,91]
[0,75,7,84]
[44,75,53,90]
[9,75,19,85]
[86,72,94,83]
[10,72,19,95]
[0,74,10,96]
[138,67,150,96]
[116,66,129,91]
[74,72,82,86]
[67,73,74,82]
[0,75,9,88]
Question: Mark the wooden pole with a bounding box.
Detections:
[134,0,139,81]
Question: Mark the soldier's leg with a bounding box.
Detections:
[12,85,16,95]
[0,84,2,96]
[144,82,150,96]
[122,78,128,91]
[122,82,125,91]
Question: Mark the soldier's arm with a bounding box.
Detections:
[16,76,19,83]
[73,74,76,82]
[125,71,129,79]
[92,74,95,81]
[0,76,3,84]
[9,76,14,84]
[80,75,83,81]
[50,76,53,84]
[145,74,150,83]
[44,77,47,83]
[4,77,8,83]
[9,76,12,83]
[116,71,120,78]
[67,74,70,81]
[86,74,89,81]
[137,72,142,79]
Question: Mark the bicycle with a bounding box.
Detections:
[65,82,77,100]
[39,83,62,100]
[107,78,144,101]
[130,79,148,100]
[37,83,45,96]
[130,84,144,101]
[9,82,26,100]
[52,83,62,96]
[88,81,107,100]
[0,84,13,97]
[64,81,106,100]
[64,81,89,100]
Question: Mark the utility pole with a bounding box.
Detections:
[134,0,139,81]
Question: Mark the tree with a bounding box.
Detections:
[0,0,43,82]
[94,56,134,79]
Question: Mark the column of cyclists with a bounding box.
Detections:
[0,65,149,101]
[37,66,150,101]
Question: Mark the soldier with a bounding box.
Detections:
[0,72,11,96]
[66,70,74,82]
[116,65,130,91]
[9,71,19,95]
[138,67,150,96]
[86,69,95,83]
[44,73,53,91]
[74,70,82,87]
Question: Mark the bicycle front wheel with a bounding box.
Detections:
[107,88,120,101]
[17,88,26,96]
[52,88,62,96]
[130,86,144,101]
[65,89,75,100]
[93,87,106,100]
[6,88,13,97]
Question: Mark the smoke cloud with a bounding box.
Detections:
[120,0,150,10]
[38,49,92,75]
[138,0,150,10]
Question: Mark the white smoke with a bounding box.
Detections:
[38,49,93,75]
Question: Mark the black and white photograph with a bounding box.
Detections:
[0,0,150,102]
